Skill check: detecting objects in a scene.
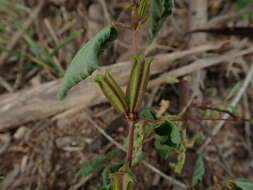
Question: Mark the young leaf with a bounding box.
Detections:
[137,0,149,19]
[16,24,61,75]
[0,172,5,179]
[57,25,118,100]
[111,164,135,190]
[95,71,129,113]
[166,76,179,84]
[76,148,123,176]
[154,121,181,159]
[139,109,156,120]
[139,109,158,136]
[149,0,173,42]
[192,155,205,186]
[102,168,111,187]
[154,120,181,147]
[154,140,171,159]
[233,178,253,190]
[99,162,125,190]
[225,82,242,101]
[170,144,186,174]
[126,56,152,113]
[236,0,253,20]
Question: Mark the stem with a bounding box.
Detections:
[132,28,139,55]
[126,119,135,167]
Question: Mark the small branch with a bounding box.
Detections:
[209,133,234,176]
[0,75,14,93]
[132,29,139,55]
[243,94,253,158]
[192,104,251,123]
[85,114,188,189]
[206,3,253,28]
[99,0,111,24]
[198,60,253,153]
[149,47,253,88]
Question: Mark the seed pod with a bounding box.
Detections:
[126,56,152,113]
[111,164,135,190]
[137,0,149,19]
[95,71,128,113]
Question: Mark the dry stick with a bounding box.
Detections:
[0,1,45,66]
[43,18,65,74]
[243,94,253,158]
[0,75,14,93]
[206,3,253,28]
[84,115,188,190]
[0,43,225,132]
[149,47,253,88]
[198,60,253,154]
[208,132,234,176]
[99,0,111,24]
[185,0,207,110]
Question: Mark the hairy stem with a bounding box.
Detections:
[126,119,135,167]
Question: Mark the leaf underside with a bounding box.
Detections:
[57,25,118,100]
[192,155,205,186]
[234,178,253,190]
[76,148,123,176]
[149,0,173,42]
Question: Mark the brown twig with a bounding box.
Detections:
[198,59,253,153]
[149,47,253,88]
[192,104,251,123]
[206,3,253,28]
[243,94,253,158]
[0,43,233,131]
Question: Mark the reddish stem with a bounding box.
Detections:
[126,120,135,167]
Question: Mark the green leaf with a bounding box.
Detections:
[154,120,181,159]
[57,25,118,100]
[236,0,253,21]
[154,140,171,158]
[0,172,6,179]
[154,120,181,147]
[95,71,128,113]
[139,109,159,137]
[76,148,123,176]
[149,0,173,42]
[192,155,205,186]
[111,164,135,190]
[225,82,242,101]
[170,144,186,173]
[126,56,152,112]
[137,0,149,19]
[102,168,112,187]
[234,178,253,190]
[16,24,61,75]
[187,132,206,148]
[139,109,156,120]
[99,162,124,190]
[166,76,179,84]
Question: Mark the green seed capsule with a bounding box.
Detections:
[126,56,152,113]
[95,71,128,113]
